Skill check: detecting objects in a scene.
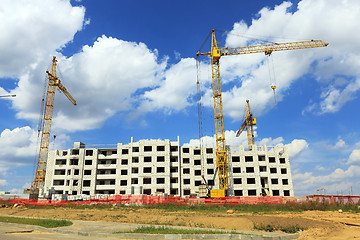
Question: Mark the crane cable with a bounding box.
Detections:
[196,30,213,184]
[196,56,206,182]
[215,29,277,45]
[266,54,277,108]
[217,28,314,45]
[51,134,56,151]
[197,31,212,54]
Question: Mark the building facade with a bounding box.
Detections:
[44,137,294,197]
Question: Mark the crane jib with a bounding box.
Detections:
[221,40,329,56]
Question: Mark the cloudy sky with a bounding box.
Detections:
[0,0,359,196]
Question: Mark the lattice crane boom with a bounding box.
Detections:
[196,29,328,197]
[197,39,328,58]
[46,71,77,106]
[236,100,256,150]
[30,56,76,194]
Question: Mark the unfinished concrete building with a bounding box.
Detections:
[44,137,294,197]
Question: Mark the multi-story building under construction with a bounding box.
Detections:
[44,137,294,197]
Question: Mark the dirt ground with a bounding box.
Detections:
[0,206,359,239]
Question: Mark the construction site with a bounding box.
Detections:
[22,30,329,200]
[1,29,360,239]
[1,30,357,198]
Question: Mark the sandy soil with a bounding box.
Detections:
[0,206,359,239]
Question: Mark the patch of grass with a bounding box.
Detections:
[116,226,238,234]
[0,216,72,228]
[253,223,304,233]
[24,204,57,209]
[280,225,305,234]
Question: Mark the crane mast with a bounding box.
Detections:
[197,29,328,197]
[30,57,76,196]
[210,31,228,197]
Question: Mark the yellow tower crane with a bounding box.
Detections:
[197,29,328,197]
[30,56,76,197]
[236,100,256,151]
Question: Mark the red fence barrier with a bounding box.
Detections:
[306,195,360,204]
[0,195,285,206]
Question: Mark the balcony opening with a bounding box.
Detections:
[144,146,152,152]
[170,146,178,152]
[144,156,152,162]
[248,189,257,196]
[206,148,213,154]
[157,145,165,151]
[182,148,189,153]
[143,178,151,184]
[86,150,93,156]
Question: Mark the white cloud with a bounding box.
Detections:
[1,0,198,132]
[322,166,355,184]
[4,0,360,135]
[12,35,167,131]
[184,131,300,154]
[9,33,207,132]
[318,79,360,114]
[136,58,197,115]
[257,137,284,147]
[289,140,360,196]
[0,127,37,159]
[0,0,85,78]
[0,126,68,170]
[84,18,91,26]
[315,165,328,172]
[333,139,346,149]
[174,51,181,60]
[184,130,249,148]
[286,139,308,158]
[347,149,360,165]
[293,165,360,196]
[0,126,69,193]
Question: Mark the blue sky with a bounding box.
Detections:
[1,0,360,196]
